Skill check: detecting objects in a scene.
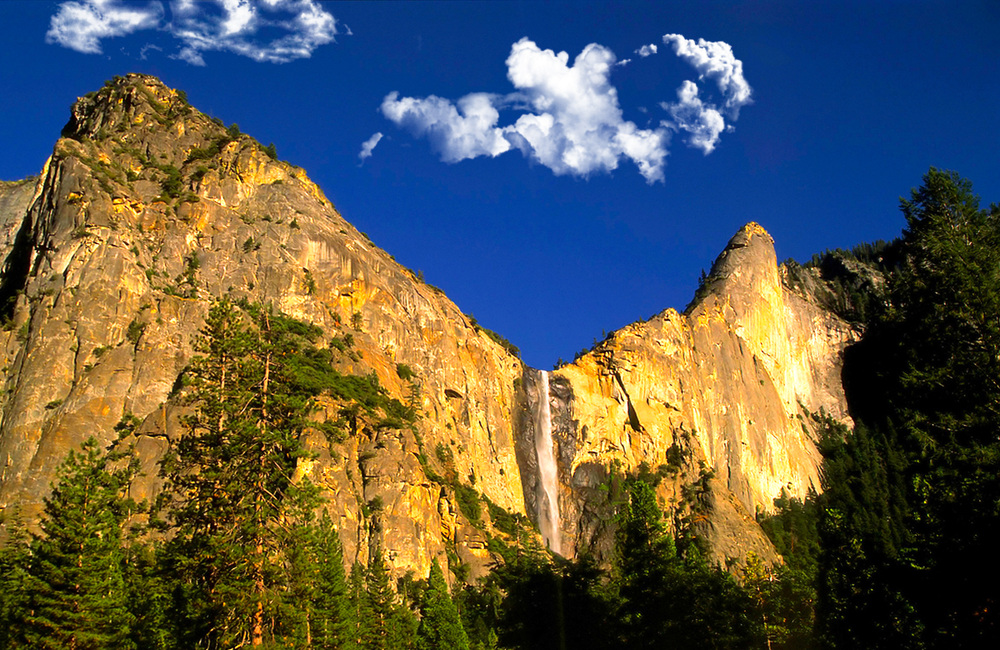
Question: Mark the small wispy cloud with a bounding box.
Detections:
[662,34,752,115]
[46,0,163,54]
[46,0,340,65]
[139,43,162,60]
[379,33,751,183]
[359,132,384,162]
[661,81,726,154]
[659,34,753,154]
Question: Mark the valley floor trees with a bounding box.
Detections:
[0,298,461,650]
[818,169,1000,649]
[0,438,140,649]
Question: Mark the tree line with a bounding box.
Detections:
[2,168,998,648]
[0,441,803,649]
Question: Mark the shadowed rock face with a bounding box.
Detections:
[0,75,857,575]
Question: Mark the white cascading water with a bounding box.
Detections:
[534,369,562,555]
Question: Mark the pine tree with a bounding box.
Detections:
[885,170,1000,646]
[349,561,372,649]
[494,553,618,650]
[21,438,140,650]
[614,479,763,649]
[819,169,1000,648]
[417,559,469,650]
[816,422,918,649]
[122,540,174,650]
[744,555,817,650]
[160,298,342,647]
[362,549,417,650]
[614,479,676,647]
[286,510,353,649]
[0,511,31,648]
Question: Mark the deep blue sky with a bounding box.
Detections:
[1,1,997,369]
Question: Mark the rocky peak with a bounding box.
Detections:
[0,75,529,581]
[62,74,185,139]
[544,219,856,565]
[703,221,780,304]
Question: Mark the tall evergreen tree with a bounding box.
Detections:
[123,541,174,650]
[21,438,140,650]
[160,298,341,647]
[0,512,31,649]
[743,556,818,650]
[286,510,353,649]
[348,561,372,649]
[885,170,1000,647]
[614,479,676,648]
[490,551,616,650]
[820,169,1000,648]
[614,480,763,649]
[362,549,417,650]
[816,422,918,649]
[417,559,469,650]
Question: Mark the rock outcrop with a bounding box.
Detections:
[0,75,859,576]
[518,224,857,565]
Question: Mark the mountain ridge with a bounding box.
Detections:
[0,74,859,578]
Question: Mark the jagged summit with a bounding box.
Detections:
[53,73,321,206]
[724,221,774,249]
[61,74,184,142]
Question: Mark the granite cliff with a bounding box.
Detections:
[0,75,858,577]
[522,223,857,565]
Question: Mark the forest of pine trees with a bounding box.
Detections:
[1,169,998,648]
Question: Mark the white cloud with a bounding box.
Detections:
[380,33,751,182]
[171,0,339,65]
[46,0,339,65]
[504,38,668,182]
[656,34,752,153]
[662,34,752,116]
[661,81,726,154]
[139,43,162,60]
[635,43,658,57]
[381,92,512,163]
[46,0,163,54]
[381,38,670,183]
[359,132,383,162]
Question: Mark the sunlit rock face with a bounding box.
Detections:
[533,223,857,565]
[0,75,857,576]
[0,75,524,580]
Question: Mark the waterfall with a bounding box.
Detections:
[534,369,562,554]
